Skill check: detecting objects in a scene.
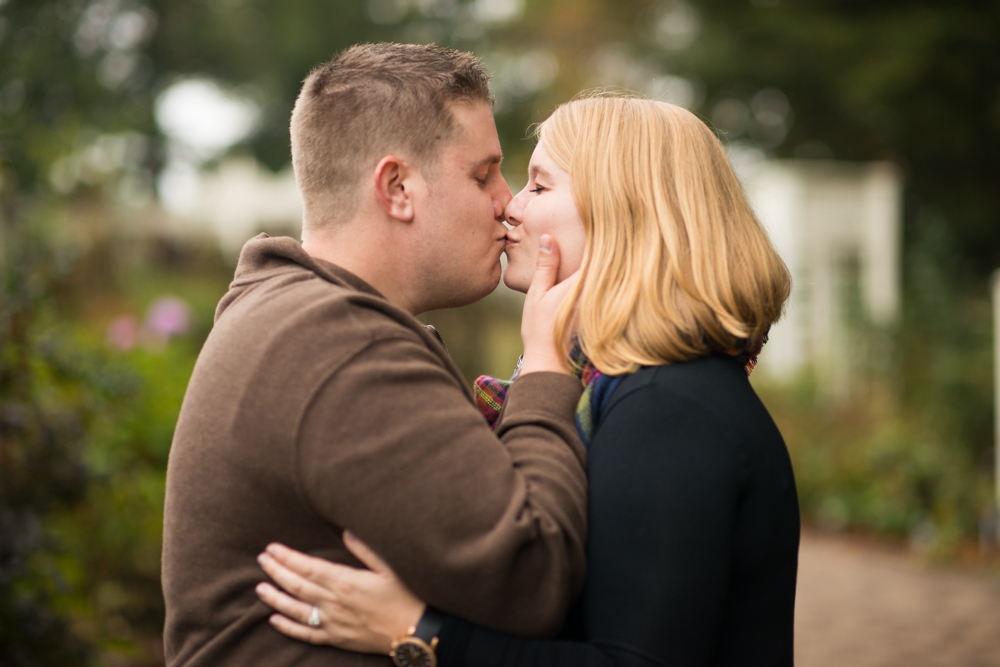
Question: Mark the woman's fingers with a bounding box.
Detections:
[527,234,561,296]
[549,268,580,299]
[267,613,329,645]
[257,550,330,603]
[255,581,315,624]
[257,581,365,645]
[342,531,391,574]
[264,543,343,583]
[256,539,427,654]
[263,542,364,590]
[519,235,574,375]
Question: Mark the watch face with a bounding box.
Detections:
[392,640,435,667]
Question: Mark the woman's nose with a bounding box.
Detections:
[504,189,526,227]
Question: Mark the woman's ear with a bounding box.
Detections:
[373,155,416,223]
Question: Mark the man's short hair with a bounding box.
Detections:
[290,43,493,229]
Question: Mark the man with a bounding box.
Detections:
[162,43,587,666]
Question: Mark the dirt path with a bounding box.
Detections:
[795,531,1000,666]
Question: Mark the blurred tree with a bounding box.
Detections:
[1,1,155,662]
[478,0,1000,276]
[688,0,1000,277]
[6,0,996,264]
[0,240,93,666]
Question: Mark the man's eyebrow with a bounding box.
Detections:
[472,153,503,168]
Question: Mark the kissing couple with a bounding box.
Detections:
[163,42,798,667]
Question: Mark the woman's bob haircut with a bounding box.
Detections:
[539,94,792,375]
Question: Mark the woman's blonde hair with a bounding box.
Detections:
[539,95,791,375]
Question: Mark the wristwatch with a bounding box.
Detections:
[389,607,444,667]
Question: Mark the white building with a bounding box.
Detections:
[740,160,903,393]
[144,157,303,255]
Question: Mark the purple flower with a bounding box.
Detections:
[145,297,192,338]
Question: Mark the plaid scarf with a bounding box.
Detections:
[473,337,765,448]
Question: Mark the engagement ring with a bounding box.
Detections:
[307,605,321,627]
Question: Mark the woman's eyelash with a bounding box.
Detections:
[529,186,545,193]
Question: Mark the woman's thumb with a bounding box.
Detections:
[343,531,390,573]
[529,234,561,294]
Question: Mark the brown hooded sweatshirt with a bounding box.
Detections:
[162,235,587,666]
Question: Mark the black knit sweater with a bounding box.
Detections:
[437,354,800,667]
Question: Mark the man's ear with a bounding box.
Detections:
[373,155,416,223]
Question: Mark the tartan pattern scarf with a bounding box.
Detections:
[473,337,766,448]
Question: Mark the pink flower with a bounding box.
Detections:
[145,297,192,338]
[106,315,139,350]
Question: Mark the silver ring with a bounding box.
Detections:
[307,605,321,627]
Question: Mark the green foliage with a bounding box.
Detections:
[43,341,196,664]
[756,208,995,555]
[0,210,227,664]
[0,239,93,666]
[0,0,155,197]
[760,373,991,556]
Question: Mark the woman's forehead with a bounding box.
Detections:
[528,143,563,180]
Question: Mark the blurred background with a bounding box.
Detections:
[1,0,998,664]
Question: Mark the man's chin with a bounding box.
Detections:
[482,268,503,297]
[426,271,501,311]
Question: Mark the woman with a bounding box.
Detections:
[255,95,797,666]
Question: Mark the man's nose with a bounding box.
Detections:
[494,175,513,221]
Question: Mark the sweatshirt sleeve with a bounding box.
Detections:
[295,335,587,637]
[430,383,746,667]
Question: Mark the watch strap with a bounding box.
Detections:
[413,606,445,644]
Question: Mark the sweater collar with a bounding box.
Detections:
[233,233,384,299]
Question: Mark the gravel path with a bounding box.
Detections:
[795,531,1000,666]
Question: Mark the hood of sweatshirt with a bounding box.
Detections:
[215,234,383,323]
